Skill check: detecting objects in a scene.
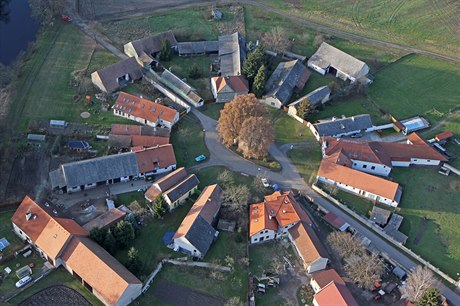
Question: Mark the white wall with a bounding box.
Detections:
[250,229,277,244]
[116,283,143,306]
[351,160,391,177]
[210,79,218,99]
[410,158,441,166]
[310,278,322,293]
[391,161,411,167]
[307,258,328,274]
[261,96,283,109]
[174,236,202,258]
[307,63,326,75]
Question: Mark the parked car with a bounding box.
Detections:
[16,275,33,288]
[351,133,363,138]
[261,178,270,188]
[195,154,206,162]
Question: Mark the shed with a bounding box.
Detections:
[16,265,32,279]
[212,8,223,20]
[392,266,406,280]
[162,231,175,246]
[27,134,46,142]
[322,212,349,232]
[68,140,91,151]
[435,131,453,143]
[370,206,392,226]
[50,120,67,128]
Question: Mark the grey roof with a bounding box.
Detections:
[129,31,177,58]
[384,227,408,244]
[92,57,143,93]
[156,168,189,192]
[218,32,246,76]
[370,206,391,226]
[289,86,331,108]
[386,213,403,229]
[160,70,203,105]
[49,168,66,189]
[265,60,310,105]
[177,41,219,55]
[164,174,200,203]
[57,153,139,188]
[314,114,373,137]
[185,215,217,256]
[27,134,46,142]
[308,42,369,79]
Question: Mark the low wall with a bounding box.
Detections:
[142,262,163,293]
[163,259,232,272]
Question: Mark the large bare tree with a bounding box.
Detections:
[327,231,365,258]
[402,266,435,303]
[237,116,274,159]
[262,26,292,52]
[344,252,384,289]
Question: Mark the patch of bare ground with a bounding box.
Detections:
[215,5,246,35]
[18,285,92,306]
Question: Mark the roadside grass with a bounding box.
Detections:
[392,167,460,278]
[256,0,460,60]
[369,55,460,126]
[201,103,224,120]
[269,109,315,145]
[85,47,119,77]
[8,267,103,306]
[287,145,322,185]
[170,113,209,168]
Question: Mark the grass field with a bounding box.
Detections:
[287,144,322,185]
[270,109,315,145]
[257,0,460,60]
[201,103,224,120]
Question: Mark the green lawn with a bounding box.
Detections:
[113,190,148,207]
[369,54,460,126]
[256,0,460,60]
[7,268,103,306]
[85,47,119,77]
[287,145,322,185]
[201,103,224,120]
[270,109,315,145]
[393,167,460,278]
[170,113,209,168]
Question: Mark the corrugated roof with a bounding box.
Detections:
[370,206,392,225]
[265,60,310,105]
[82,208,126,232]
[160,69,203,104]
[308,42,369,80]
[177,41,219,55]
[91,57,143,93]
[322,212,346,230]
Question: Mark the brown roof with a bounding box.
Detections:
[113,92,178,124]
[92,57,143,93]
[322,212,346,230]
[131,135,169,147]
[144,167,188,201]
[435,131,453,142]
[289,222,328,266]
[311,269,345,290]
[82,208,127,232]
[12,197,88,261]
[174,184,223,239]
[212,76,249,93]
[130,31,177,58]
[317,160,400,200]
[314,281,358,306]
[134,144,176,173]
[111,124,142,135]
[61,237,141,306]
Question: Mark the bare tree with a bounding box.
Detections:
[223,184,250,212]
[402,266,435,303]
[344,252,384,289]
[225,297,244,306]
[217,169,234,186]
[262,26,291,52]
[327,231,364,258]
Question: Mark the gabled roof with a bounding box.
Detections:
[218,32,246,76]
[322,212,347,231]
[164,174,200,203]
[314,114,373,137]
[113,92,178,124]
[160,69,203,104]
[435,131,453,142]
[111,124,171,137]
[91,57,143,93]
[177,41,219,55]
[52,152,139,188]
[370,206,392,225]
[311,269,345,290]
[249,202,278,236]
[174,184,223,239]
[211,76,249,93]
[184,215,217,255]
[128,31,177,59]
[145,167,188,201]
[12,197,88,262]
[289,222,328,266]
[108,134,170,149]
[265,60,310,105]
[314,281,358,306]
[317,160,400,200]
[61,237,141,306]
[308,42,369,80]
[134,144,176,173]
[82,208,127,232]
[289,86,331,108]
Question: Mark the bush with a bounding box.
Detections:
[188,64,201,79]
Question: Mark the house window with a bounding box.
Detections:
[371,166,375,170]
[266,236,270,239]
[363,165,367,169]
[353,163,357,166]
[254,238,258,242]
[427,160,430,162]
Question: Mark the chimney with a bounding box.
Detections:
[282,210,286,214]
[351,116,355,121]
[26,212,32,221]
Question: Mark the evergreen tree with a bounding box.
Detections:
[242,46,266,82]
[103,229,117,254]
[152,195,167,219]
[113,220,135,249]
[126,247,141,276]
[252,65,266,98]
[416,288,442,306]
[296,98,313,119]
[89,227,107,245]
[188,63,201,79]
[160,39,172,61]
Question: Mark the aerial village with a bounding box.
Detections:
[0,2,459,306]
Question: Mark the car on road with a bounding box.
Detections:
[16,275,33,288]
[261,178,270,188]
[195,154,206,162]
[350,133,363,138]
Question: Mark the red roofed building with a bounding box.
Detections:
[313,281,358,306]
[112,92,179,129]
[211,76,249,102]
[134,144,176,176]
[310,269,345,292]
[322,212,349,232]
[12,197,142,306]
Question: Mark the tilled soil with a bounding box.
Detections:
[18,285,92,306]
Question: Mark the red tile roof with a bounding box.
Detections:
[174,184,223,239]
[317,160,400,200]
[111,124,142,135]
[131,135,170,147]
[113,92,178,124]
[314,281,358,306]
[11,196,52,241]
[212,76,249,93]
[311,269,345,290]
[82,208,127,232]
[61,237,141,306]
[134,144,176,173]
[435,131,453,142]
[322,212,346,230]
[288,222,328,266]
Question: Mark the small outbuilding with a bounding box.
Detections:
[370,206,392,226]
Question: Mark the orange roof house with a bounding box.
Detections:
[310,269,345,293]
[173,185,223,259]
[313,281,358,306]
[211,76,249,103]
[145,167,188,202]
[11,197,142,306]
[134,144,176,174]
[288,222,329,273]
[112,92,179,129]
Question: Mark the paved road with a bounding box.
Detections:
[191,109,460,305]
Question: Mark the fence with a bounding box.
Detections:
[311,184,460,287]
[142,262,163,293]
[162,259,232,272]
